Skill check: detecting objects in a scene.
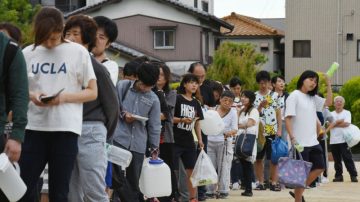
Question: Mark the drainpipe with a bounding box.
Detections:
[336,0,340,86]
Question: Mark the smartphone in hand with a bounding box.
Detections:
[40,88,65,103]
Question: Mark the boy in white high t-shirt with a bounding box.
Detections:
[20,7,97,202]
[285,70,332,202]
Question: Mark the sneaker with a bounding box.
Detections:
[232,182,240,190]
[251,182,257,189]
[197,195,206,201]
[333,176,344,182]
[254,184,266,190]
[241,191,253,197]
[351,176,358,182]
[205,193,215,199]
[321,176,329,183]
[217,193,229,199]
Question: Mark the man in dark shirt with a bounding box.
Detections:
[64,15,119,202]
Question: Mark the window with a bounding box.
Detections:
[260,42,269,52]
[293,40,311,58]
[154,30,175,49]
[202,1,208,12]
[194,0,198,8]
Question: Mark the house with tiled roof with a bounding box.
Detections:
[220,12,285,73]
[52,0,232,77]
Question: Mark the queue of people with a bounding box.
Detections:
[0,6,359,202]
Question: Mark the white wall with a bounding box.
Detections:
[87,0,201,26]
[285,0,360,85]
[178,0,214,14]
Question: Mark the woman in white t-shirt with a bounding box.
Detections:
[207,91,238,199]
[285,70,332,202]
[326,96,358,182]
[19,7,97,202]
[237,90,259,197]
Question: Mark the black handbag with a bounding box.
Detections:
[235,130,256,159]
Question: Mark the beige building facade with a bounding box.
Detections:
[286,0,360,85]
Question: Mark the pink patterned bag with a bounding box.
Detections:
[278,148,312,188]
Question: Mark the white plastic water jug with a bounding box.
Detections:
[106,143,132,169]
[200,110,225,136]
[0,153,27,201]
[139,158,172,198]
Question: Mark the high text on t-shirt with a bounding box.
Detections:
[177,104,196,131]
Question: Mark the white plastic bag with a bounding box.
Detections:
[343,124,360,147]
[200,110,225,136]
[190,150,218,187]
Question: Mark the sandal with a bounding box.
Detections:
[270,183,281,191]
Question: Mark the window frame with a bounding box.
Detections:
[293,40,311,58]
[357,40,360,61]
[153,29,175,50]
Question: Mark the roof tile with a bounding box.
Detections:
[221,12,284,36]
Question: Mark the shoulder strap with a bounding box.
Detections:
[4,40,18,76]
[4,40,19,113]
[122,80,132,102]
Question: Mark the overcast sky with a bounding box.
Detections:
[214,0,285,18]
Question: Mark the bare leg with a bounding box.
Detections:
[186,169,197,199]
[255,160,264,184]
[270,163,278,184]
[293,169,324,201]
[40,194,49,202]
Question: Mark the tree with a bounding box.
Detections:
[207,42,267,91]
[0,0,41,45]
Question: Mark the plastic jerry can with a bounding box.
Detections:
[0,153,27,201]
[139,158,172,198]
[106,143,132,169]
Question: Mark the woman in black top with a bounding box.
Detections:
[173,74,204,202]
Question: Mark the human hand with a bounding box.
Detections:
[198,140,204,150]
[124,112,135,123]
[4,139,21,162]
[182,117,193,124]
[150,148,159,160]
[323,73,331,86]
[30,92,46,107]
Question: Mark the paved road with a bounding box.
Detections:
[206,162,360,202]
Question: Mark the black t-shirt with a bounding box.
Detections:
[173,94,204,147]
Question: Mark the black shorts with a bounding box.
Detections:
[173,144,197,170]
[256,135,275,160]
[298,144,325,171]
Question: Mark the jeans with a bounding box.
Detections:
[68,122,108,202]
[240,159,254,192]
[19,130,78,202]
